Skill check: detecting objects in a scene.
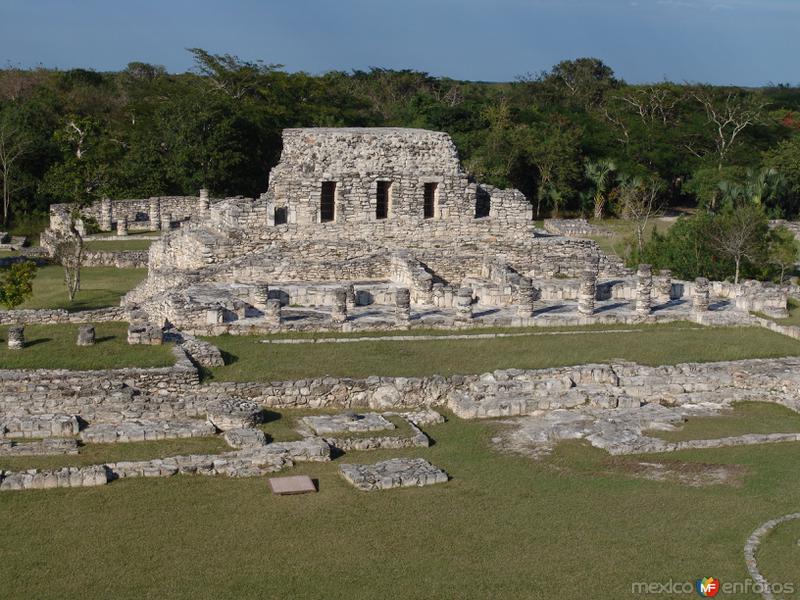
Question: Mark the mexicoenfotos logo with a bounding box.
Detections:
[695,577,720,597]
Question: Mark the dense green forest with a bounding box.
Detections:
[1,50,799,239]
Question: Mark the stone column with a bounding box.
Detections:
[578,270,597,316]
[516,277,536,318]
[656,269,673,304]
[264,299,282,326]
[345,283,356,308]
[160,213,172,232]
[116,215,128,237]
[692,277,710,313]
[455,287,473,322]
[331,288,348,323]
[198,188,210,216]
[7,325,24,350]
[99,198,112,231]
[253,284,270,308]
[148,197,161,229]
[395,287,411,323]
[77,325,95,346]
[635,264,653,316]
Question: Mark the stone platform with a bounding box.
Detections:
[339,458,448,491]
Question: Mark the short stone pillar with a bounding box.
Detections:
[692,277,710,313]
[116,216,128,237]
[198,188,210,215]
[578,270,597,316]
[345,283,356,309]
[395,287,411,323]
[160,213,172,232]
[7,325,24,350]
[264,299,282,326]
[655,269,673,304]
[99,198,112,231]
[253,284,270,308]
[77,324,95,346]
[455,287,473,321]
[635,264,653,316]
[148,197,161,229]
[331,288,348,323]
[516,277,536,318]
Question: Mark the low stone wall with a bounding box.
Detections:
[0,307,126,326]
[1,351,799,424]
[82,250,149,268]
[0,346,199,421]
[543,218,613,238]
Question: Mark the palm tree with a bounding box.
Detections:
[584,158,616,220]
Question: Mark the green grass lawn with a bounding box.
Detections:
[1,414,798,599]
[0,436,228,472]
[0,323,175,370]
[650,402,800,443]
[203,325,800,381]
[17,265,146,311]
[772,298,800,327]
[84,239,154,252]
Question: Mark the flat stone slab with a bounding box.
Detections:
[223,428,268,449]
[339,458,448,491]
[206,399,264,431]
[301,412,395,435]
[269,475,317,495]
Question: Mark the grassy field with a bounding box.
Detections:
[203,324,800,381]
[651,402,800,443]
[0,323,175,370]
[17,265,146,311]
[1,414,798,599]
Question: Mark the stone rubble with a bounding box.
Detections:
[339,458,448,491]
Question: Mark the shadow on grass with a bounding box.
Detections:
[25,337,52,347]
[95,336,115,344]
[220,350,239,366]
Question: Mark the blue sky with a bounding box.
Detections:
[0,0,797,85]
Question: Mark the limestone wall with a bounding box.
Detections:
[265,128,531,225]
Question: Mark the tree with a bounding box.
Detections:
[584,158,616,220]
[521,117,583,217]
[0,260,37,309]
[539,58,619,109]
[767,225,799,283]
[710,202,769,284]
[618,175,665,254]
[188,48,282,101]
[717,167,785,211]
[763,136,800,217]
[689,87,768,169]
[0,110,31,225]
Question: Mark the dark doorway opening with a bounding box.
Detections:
[320,181,336,222]
[423,183,437,219]
[376,181,390,220]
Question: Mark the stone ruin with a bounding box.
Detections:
[110,126,771,334]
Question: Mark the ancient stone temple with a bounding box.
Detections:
[122,127,617,333]
[263,128,532,225]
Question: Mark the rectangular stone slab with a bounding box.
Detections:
[269,475,317,495]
